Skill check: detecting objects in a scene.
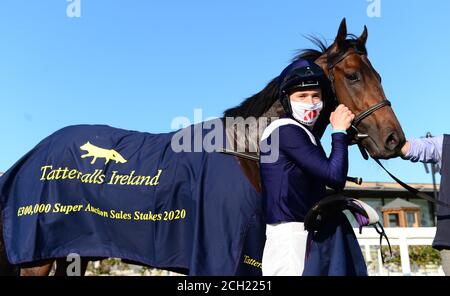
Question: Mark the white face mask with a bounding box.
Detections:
[290,101,323,126]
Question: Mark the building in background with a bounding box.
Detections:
[382,198,421,228]
[330,181,438,228]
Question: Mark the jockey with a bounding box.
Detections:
[259,58,366,276]
[400,135,450,275]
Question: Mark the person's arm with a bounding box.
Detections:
[401,136,444,164]
[279,126,348,189]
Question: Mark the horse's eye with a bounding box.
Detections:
[345,72,360,82]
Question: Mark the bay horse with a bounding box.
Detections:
[0,18,405,276]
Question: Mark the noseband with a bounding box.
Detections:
[327,50,391,146]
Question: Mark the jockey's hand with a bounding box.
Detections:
[330,104,355,131]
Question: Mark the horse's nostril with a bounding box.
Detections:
[385,132,399,151]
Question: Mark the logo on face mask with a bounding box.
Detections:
[290,101,323,126]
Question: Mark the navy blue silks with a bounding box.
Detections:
[303,212,368,276]
[0,120,265,275]
[259,116,348,224]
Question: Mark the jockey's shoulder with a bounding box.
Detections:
[261,115,317,146]
[275,115,313,135]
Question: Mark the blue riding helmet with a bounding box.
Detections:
[278,59,328,115]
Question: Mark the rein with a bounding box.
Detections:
[372,151,450,209]
[216,148,259,161]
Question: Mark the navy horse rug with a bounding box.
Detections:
[0,119,265,275]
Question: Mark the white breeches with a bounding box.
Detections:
[262,222,309,276]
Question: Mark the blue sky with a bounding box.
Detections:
[0,0,449,184]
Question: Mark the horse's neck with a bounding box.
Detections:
[224,101,283,155]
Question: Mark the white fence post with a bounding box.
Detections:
[399,235,411,276]
[354,227,437,276]
[377,246,384,275]
[364,245,371,263]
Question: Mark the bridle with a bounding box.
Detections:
[326,49,391,149]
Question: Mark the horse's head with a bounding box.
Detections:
[223,18,405,159]
[314,18,405,159]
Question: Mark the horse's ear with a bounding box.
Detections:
[334,18,347,47]
[358,25,368,46]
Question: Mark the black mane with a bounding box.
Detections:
[222,35,367,119]
[292,35,367,64]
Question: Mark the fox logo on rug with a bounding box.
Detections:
[80,141,127,165]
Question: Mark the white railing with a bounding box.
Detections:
[354,227,444,276]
